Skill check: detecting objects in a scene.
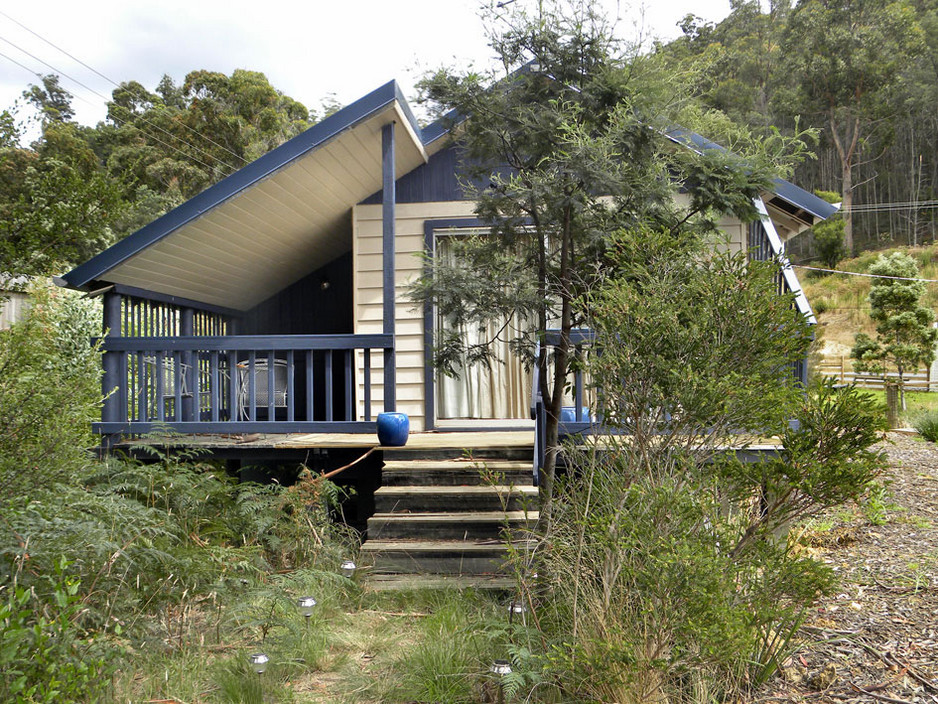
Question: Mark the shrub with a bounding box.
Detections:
[0,282,100,504]
[0,559,120,703]
[913,409,938,442]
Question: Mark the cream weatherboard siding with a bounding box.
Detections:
[353,201,477,431]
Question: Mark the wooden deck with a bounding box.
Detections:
[113,430,537,452]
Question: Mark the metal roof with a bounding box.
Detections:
[63,80,427,310]
[664,127,839,222]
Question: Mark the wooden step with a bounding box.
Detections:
[362,538,534,574]
[366,510,538,540]
[381,459,533,487]
[365,573,516,591]
[374,484,538,513]
[382,445,533,462]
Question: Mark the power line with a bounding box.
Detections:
[792,264,938,283]
[0,43,228,178]
[0,32,240,175]
[844,199,938,214]
[0,8,251,167]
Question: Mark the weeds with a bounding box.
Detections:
[913,409,938,442]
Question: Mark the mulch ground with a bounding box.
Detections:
[756,432,938,704]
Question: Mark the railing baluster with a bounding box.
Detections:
[363,348,371,421]
[210,351,220,422]
[228,350,238,421]
[267,350,275,420]
[248,351,256,422]
[325,350,334,421]
[344,350,353,421]
[306,350,315,422]
[574,344,583,421]
[174,350,182,422]
[286,350,295,422]
[155,351,166,421]
[137,351,147,421]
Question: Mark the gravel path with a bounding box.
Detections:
[757,433,938,703]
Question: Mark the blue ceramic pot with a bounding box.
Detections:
[377,412,409,446]
[560,406,591,423]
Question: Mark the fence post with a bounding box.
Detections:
[885,383,899,429]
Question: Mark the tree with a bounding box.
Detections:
[531,228,885,702]
[22,74,75,124]
[852,251,937,407]
[780,0,924,254]
[412,0,787,512]
[811,189,846,268]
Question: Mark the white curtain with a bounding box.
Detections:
[435,235,532,420]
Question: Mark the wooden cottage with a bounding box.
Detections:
[62,80,837,582]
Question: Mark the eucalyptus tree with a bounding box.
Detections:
[780,0,924,253]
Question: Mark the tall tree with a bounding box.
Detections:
[780,0,924,253]
[412,0,789,512]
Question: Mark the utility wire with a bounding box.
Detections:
[792,264,938,283]
[0,32,240,175]
[0,8,251,167]
[0,43,227,178]
[844,200,938,213]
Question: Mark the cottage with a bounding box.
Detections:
[62,80,836,581]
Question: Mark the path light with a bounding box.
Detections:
[297,596,317,625]
[340,560,357,579]
[491,659,513,704]
[249,652,269,675]
[508,600,527,626]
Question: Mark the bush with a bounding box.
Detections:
[913,409,938,442]
[0,282,100,504]
[0,559,120,703]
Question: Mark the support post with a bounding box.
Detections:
[180,307,196,421]
[101,292,122,445]
[382,121,397,411]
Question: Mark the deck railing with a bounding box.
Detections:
[97,334,392,435]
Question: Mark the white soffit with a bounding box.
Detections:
[103,104,426,310]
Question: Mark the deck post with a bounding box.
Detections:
[382,121,397,411]
[180,307,196,421]
[101,291,122,445]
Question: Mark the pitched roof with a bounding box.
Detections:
[63,80,426,309]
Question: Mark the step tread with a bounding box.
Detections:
[365,574,516,591]
[369,510,538,522]
[375,485,538,495]
[383,459,531,470]
[362,539,535,553]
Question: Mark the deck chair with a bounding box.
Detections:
[142,355,192,420]
[237,358,288,419]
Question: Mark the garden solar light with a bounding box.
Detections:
[491,660,512,704]
[340,560,357,578]
[508,600,527,625]
[249,652,269,674]
[491,659,512,676]
[297,596,317,620]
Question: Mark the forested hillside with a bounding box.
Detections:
[2,0,937,274]
[663,0,938,256]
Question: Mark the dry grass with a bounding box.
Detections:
[802,243,938,356]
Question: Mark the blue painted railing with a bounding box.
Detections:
[97,334,392,435]
[530,329,596,485]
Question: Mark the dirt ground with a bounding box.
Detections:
[756,432,938,703]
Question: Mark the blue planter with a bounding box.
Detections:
[560,406,591,423]
[376,412,409,446]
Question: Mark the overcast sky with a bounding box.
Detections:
[0,0,733,133]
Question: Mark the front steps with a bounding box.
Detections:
[362,444,538,588]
